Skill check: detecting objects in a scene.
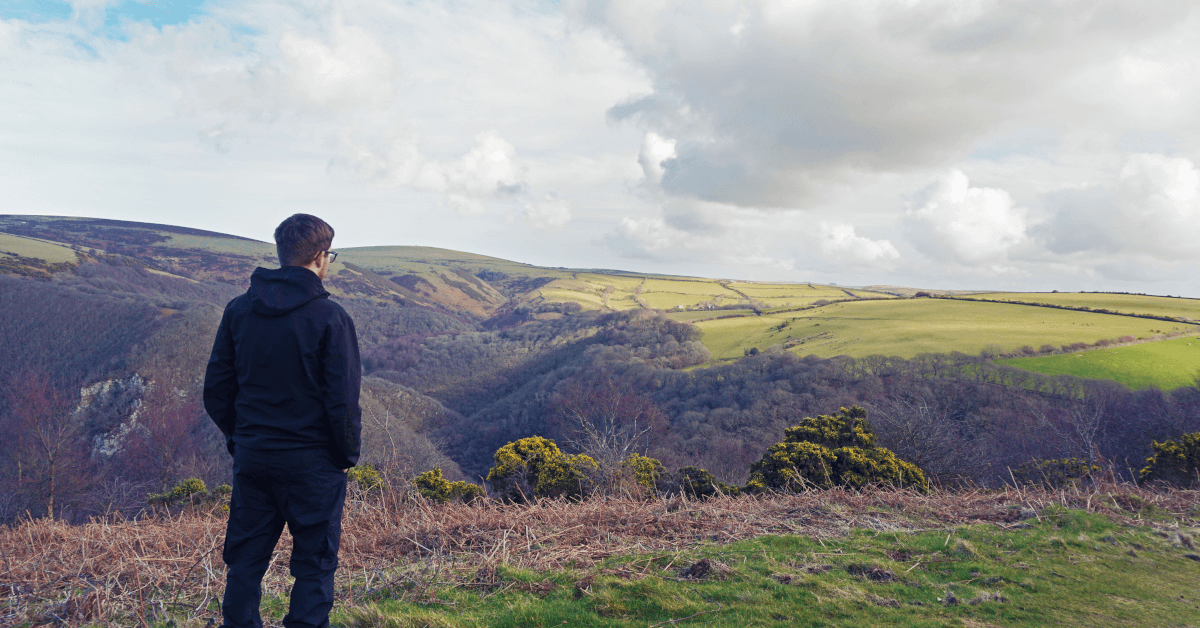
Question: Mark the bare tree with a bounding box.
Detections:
[869,393,980,482]
[134,374,207,490]
[1025,381,1119,465]
[551,378,668,494]
[2,371,90,519]
[554,378,666,466]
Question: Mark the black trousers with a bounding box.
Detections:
[221,447,347,628]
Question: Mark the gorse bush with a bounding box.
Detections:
[147,478,230,507]
[1012,458,1100,489]
[747,406,928,492]
[348,464,387,491]
[148,478,209,505]
[486,436,598,502]
[412,468,484,503]
[674,466,739,499]
[1140,432,1200,488]
[623,453,666,496]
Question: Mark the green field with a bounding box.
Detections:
[640,278,743,309]
[526,273,886,315]
[1000,336,1200,390]
[340,245,575,281]
[695,298,1199,361]
[665,309,758,322]
[975,292,1200,322]
[0,232,80,263]
[149,232,276,258]
[731,283,894,308]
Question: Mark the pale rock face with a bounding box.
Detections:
[76,374,149,458]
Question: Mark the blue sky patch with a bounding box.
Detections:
[2,0,212,33]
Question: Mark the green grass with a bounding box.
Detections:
[149,232,276,258]
[976,292,1200,322]
[321,509,1200,628]
[0,232,81,263]
[664,309,758,322]
[339,246,579,282]
[695,299,1199,361]
[1000,336,1200,390]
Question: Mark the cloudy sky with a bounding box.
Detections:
[3,0,1199,293]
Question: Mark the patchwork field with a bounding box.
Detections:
[733,283,894,308]
[695,298,1199,361]
[1000,336,1200,390]
[527,275,884,314]
[973,292,1200,321]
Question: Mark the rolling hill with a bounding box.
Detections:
[3,213,1199,375]
[3,214,1200,523]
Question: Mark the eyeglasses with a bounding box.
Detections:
[325,250,338,263]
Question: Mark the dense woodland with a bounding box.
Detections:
[2,229,1199,524]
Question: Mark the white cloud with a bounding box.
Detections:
[574,0,1200,207]
[818,222,899,266]
[334,130,526,213]
[610,216,675,257]
[906,170,1028,265]
[1044,153,1200,261]
[523,195,573,230]
[278,19,397,109]
[638,132,675,184]
[604,199,799,273]
[4,0,1200,293]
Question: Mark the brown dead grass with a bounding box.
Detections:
[2,482,1197,626]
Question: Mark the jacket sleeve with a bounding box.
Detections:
[322,311,362,468]
[203,304,239,456]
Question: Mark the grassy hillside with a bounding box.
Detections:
[6,213,1200,387]
[695,298,1199,361]
[1000,336,1200,390]
[338,508,1200,628]
[0,232,81,263]
[973,292,1200,322]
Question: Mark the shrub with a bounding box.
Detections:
[1011,458,1099,489]
[746,406,928,492]
[348,464,387,492]
[1140,433,1200,488]
[624,454,666,495]
[674,466,739,499]
[413,468,485,503]
[148,478,216,506]
[486,436,597,501]
[148,477,207,506]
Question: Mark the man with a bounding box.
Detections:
[204,213,362,628]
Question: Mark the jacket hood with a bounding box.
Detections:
[248,266,329,317]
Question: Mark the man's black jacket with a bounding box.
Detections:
[203,266,362,468]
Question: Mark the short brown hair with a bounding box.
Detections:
[274,214,334,267]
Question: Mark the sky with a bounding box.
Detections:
[3,0,1199,293]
